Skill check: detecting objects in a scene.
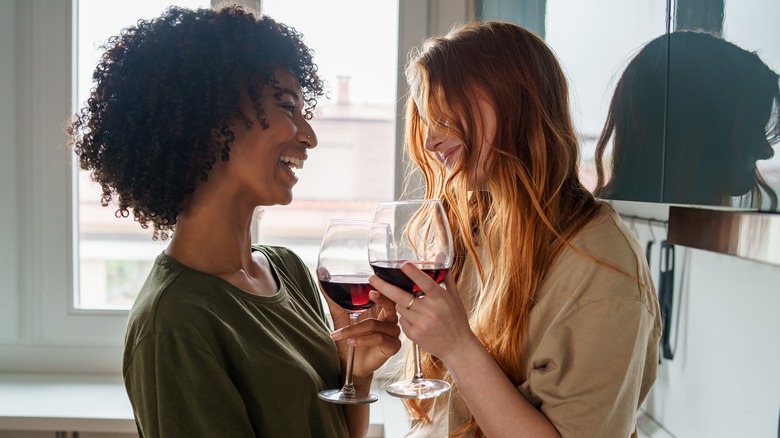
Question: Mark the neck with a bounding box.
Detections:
[165,200,259,276]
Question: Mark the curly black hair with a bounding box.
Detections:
[69,5,324,239]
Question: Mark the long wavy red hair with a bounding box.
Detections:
[402,21,602,437]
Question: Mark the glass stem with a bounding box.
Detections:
[340,312,360,397]
[412,342,425,383]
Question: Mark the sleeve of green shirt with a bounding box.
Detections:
[124,332,255,437]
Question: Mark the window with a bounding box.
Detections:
[75,0,399,310]
[1,0,449,373]
[76,0,209,310]
[544,0,667,191]
[254,0,399,274]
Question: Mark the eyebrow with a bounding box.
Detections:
[275,88,301,102]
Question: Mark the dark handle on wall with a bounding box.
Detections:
[646,240,654,265]
[659,241,676,361]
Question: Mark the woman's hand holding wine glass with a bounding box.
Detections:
[325,290,402,380]
[316,219,401,405]
[367,199,458,399]
[368,261,476,365]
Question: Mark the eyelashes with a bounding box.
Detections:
[280,103,297,115]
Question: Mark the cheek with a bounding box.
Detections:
[467,146,493,189]
[266,115,297,138]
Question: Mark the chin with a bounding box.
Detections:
[279,193,294,205]
[728,174,757,196]
[263,192,294,207]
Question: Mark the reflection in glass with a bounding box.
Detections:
[541,0,668,193]
[594,31,780,209]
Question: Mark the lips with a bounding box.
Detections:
[279,155,305,181]
[279,155,305,170]
[440,146,461,168]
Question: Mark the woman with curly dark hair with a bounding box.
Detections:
[69,5,400,437]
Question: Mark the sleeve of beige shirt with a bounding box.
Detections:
[521,297,659,438]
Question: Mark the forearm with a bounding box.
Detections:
[342,374,373,438]
[444,338,561,438]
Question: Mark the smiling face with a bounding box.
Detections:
[412,82,497,189]
[209,66,317,208]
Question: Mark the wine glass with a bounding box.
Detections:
[316,219,379,405]
[368,199,454,399]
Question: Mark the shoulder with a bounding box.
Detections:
[254,244,309,276]
[569,203,644,267]
[582,204,650,282]
[535,203,659,331]
[125,253,243,346]
[253,244,324,313]
[123,254,223,371]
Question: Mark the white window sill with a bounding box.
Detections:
[0,373,406,437]
[0,373,134,434]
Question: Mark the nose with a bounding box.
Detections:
[758,139,774,160]
[303,133,316,148]
[423,126,443,152]
[298,122,317,149]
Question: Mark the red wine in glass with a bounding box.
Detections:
[316,219,379,405]
[319,275,374,312]
[370,260,448,294]
[369,199,454,399]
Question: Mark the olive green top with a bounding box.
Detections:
[123,245,349,438]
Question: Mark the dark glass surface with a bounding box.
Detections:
[479,0,780,211]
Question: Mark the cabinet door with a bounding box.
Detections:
[663,0,780,210]
[478,0,669,202]
[479,0,780,211]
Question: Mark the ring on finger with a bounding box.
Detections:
[406,297,416,310]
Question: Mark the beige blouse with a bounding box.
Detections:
[406,204,661,437]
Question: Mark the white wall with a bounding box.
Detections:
[648,250,780,437]
[614,201,780,438]
[0,0,21,344]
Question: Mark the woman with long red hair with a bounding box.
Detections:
[369,21,661,437]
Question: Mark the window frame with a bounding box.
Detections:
[0,0,472,374]
[1,0,131,373]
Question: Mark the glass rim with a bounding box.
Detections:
[374,198,443,206]
[326,219,375,226]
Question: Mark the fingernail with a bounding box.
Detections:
[347,339,356,346]
[331,330,342,340]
